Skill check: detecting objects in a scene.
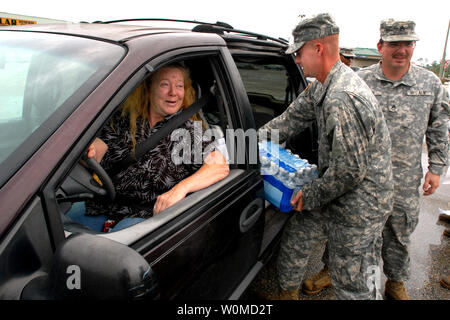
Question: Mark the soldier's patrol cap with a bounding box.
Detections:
[286,13,340,54]
[340,47,356,58]
[380,19,419,42]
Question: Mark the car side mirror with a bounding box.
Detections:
[21,233,158,300]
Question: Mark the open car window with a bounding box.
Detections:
[58,55,233,238]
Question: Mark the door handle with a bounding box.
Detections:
[239,198,264,233]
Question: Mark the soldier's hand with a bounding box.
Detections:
[291,190,304,212]
[422,171,440,195]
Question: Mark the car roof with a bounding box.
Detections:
[1,22,195,42]
[1,19,289,51]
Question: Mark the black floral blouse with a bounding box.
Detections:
[85,110,213,220]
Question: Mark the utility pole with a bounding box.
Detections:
[439,19,450,80]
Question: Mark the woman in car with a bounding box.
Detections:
[69,64,229,232]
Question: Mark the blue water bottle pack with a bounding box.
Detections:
[259,141,318,212]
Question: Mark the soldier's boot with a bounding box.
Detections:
[256,287,299,300]
[444,228,450,237]
[440,275,450,289]
[438,213,450,223]
[302,266,331,295]
[385,279,411,300]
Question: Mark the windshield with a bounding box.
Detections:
[0,30,125,185]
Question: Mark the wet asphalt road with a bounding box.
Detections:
[297,146,449,300]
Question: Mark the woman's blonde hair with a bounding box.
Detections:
[117,64,201,151]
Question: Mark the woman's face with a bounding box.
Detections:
[150,67,185,121]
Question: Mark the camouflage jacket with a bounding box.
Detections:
[259,61,393,226]
[357,63,449,179]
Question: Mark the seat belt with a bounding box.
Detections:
[108,91,212,177]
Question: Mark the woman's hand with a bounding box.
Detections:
[153,150,230,215]
[87,138,108,163]
[153,184,189,215]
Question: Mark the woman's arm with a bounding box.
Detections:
[153,150,230,215]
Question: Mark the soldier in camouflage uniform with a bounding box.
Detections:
[256,13,393,300]
[339,47,358,71]
[304,19,449,300]
[359,19,449,299]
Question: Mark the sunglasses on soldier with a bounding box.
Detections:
[385,41,416,49]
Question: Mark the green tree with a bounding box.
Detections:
[424,61,449,81]
[425,61,441,76]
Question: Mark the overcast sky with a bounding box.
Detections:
[3,0,449,63]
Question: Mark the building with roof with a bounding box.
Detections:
[0,12,68,26]
[353,48,381,68]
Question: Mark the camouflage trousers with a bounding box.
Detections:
[320,188,421,283]
[382,194,420,282]
[277,209,385,300]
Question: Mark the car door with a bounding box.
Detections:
[116,50,266,299]
[39,48,265,300]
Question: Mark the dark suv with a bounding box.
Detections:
[0,19,314,300]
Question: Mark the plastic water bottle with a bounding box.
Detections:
[258,140,321,212]
[303,167,312,184]
[258,141,267,153]
[289,172,302,204]
[310,164,319,179]
[275,167,285,183]
[281,168,292,186]
[292,155,307,170]
[286,172,297,189]
[267,161,279,176]
[214,137,229,163]
[259,154,270,168]
[300,171,307,189]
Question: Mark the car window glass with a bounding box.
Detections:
[236,62,288,101]
[60,56,232,235]
[0,31,125,172]
[0,48,31,121]
[235,60,293,129]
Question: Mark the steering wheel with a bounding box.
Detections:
[81,155,116,201]
[58,154,116,204]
